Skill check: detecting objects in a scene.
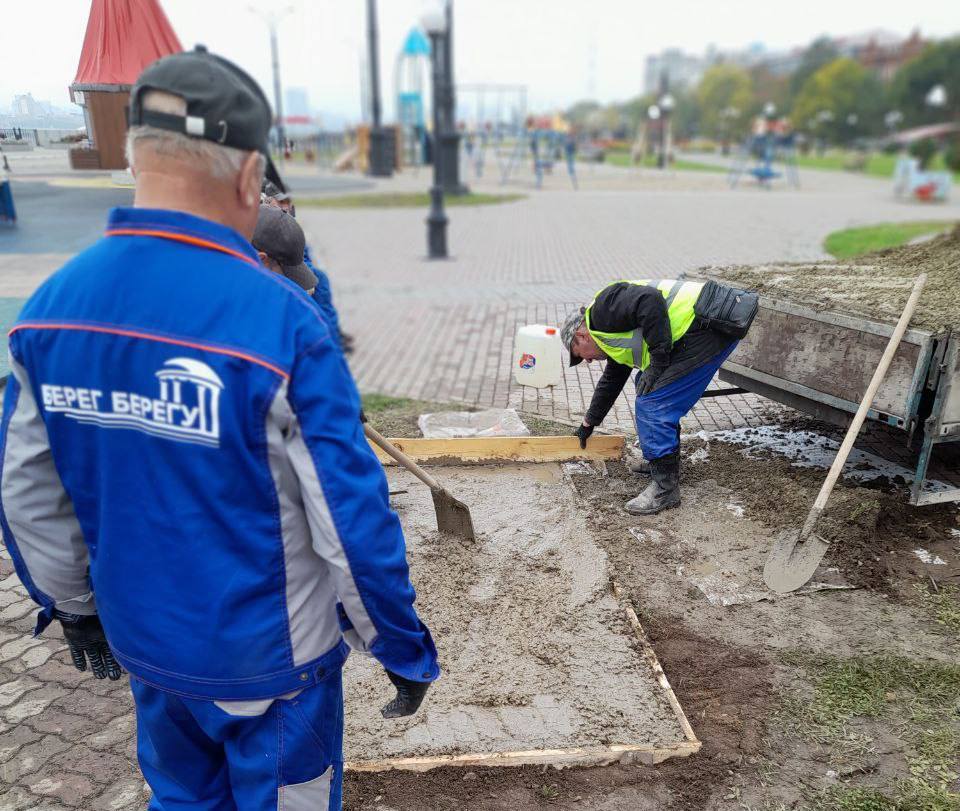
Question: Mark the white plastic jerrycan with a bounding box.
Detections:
[513,324,563,388]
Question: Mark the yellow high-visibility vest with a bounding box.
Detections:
[584,279,704,370]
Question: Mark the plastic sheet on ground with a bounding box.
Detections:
[418,408,530,439]
[914,549,947,566]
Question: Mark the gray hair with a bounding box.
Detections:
[125,90,265,182]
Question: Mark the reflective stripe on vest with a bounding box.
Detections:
[585,279,704,370]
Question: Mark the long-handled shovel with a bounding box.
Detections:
[763,273,927,593]
[364,423,476,542]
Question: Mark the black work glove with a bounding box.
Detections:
[359,409,368,424]
[381,670,430,719]
[55,611,123,681]
[637,365,668,397]
[575,423,594,449]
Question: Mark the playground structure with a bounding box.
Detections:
[887,123,960,203]
[455,84,529,181]
[483,114,578,190]
[893,156,952,202]
[395,27,431,167]
[728,117,800,189]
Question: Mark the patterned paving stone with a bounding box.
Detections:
[3,165,957,806]
[25,773,99,807]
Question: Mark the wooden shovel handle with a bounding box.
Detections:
[363,423,442,492]
[800,273,927,539]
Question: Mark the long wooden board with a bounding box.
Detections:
[346,740,700,773]
[369,434,625,465]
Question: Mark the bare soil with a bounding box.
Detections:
[344,429,960,810]
[700,224,960,333]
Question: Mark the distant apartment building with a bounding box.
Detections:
[835,29,927,81]
[11,93,41,117]
[643,29,929,95]
[643,49,705,94]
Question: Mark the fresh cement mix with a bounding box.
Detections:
[341,464,687,763]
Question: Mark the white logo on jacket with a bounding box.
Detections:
[40,358,223,447]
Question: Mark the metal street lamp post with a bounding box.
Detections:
[366,0,393,177]
[423,9,448,258]
[439,0,467,195]
[248,5,293,157]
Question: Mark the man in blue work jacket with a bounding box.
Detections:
[261,180,355,354]
[0,47,437,810]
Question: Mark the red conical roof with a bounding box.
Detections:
[72,0,182,89]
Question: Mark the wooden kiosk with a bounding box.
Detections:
[68,0,182,171]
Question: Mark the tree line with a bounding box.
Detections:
[567,36,960,152]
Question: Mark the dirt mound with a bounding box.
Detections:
[673,438,957,593]
[699,224,960,333]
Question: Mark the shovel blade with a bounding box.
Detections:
[431,489,476,542]
[763,529,830,594]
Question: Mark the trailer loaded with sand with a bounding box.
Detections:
[697,226,960,505]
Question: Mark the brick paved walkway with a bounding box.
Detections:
[2,156,960,808]
[309,167,960,434]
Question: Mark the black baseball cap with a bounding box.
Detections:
[251,205,315,291]
[128,45,286,192]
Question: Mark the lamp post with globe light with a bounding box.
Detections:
[658,92,675,169]
[647,104,660,165]
[926,84,948,110]
[422,7,449,258]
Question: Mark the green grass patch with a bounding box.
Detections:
[781,653,960,810]
[913,583,960,635]
[819,786,898,811]
[603,150,725,173]
[823,221,956,260]
[794,151,959,183]
[359,394,572,439]
[297,192,524,209]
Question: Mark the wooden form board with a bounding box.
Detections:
[345,581,701,773]
[369,434,625,465]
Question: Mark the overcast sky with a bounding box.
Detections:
[3,0,958,124]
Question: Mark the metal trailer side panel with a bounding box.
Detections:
[724,299,933,427]
[940,335,960,434]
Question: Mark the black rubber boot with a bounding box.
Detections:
[625,452,681,515]
[628,458,651,475]
[629,426,679,477]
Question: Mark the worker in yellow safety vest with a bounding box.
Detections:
[560,278,757,515]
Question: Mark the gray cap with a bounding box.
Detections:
[261,179,291,202]
[560,308,586,367]
[251,205,315,291]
